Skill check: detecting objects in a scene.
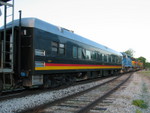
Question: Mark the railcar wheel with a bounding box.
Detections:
[44,80,52,88]
[43,79,52,88]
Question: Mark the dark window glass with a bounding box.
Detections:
[59,43,64,48]
[91,52,97,60]
[52,41,58,47]
[52,47,58,52]
[112,56,115,63]
[52,41,58,54]
[86,50,91,60]
[73,46,77,58]
[102,54,104,61]
[82,49,86,59]
[99,53,102,61]
[59,43,65,55]
[109,55,112,62]
[59,48,65,54]
[78,48,82,59]
[104,55,107,62]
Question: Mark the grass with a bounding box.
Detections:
[137,70,150,80]
[132,99,148,109]
[138,70,150,76]
[136,109,142,113]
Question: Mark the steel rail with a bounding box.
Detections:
[75,72,133,113]
[22,74,125,113]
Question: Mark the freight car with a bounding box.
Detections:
[0,18,122,92]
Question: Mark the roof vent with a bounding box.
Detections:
[58,27,74,33]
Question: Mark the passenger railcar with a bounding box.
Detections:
[0,18,122,90]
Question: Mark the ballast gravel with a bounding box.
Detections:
[0,77,114,113]
[1,72,150,113]
[105,72,150,113]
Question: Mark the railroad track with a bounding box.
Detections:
[22,72,133,113]
[0,75,117,102]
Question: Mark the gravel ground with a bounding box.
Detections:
[105,71,150,113]
[0,77,115,113]
[1,72,149,113]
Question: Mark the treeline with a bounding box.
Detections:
[145,62,150,68]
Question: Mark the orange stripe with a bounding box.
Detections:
[35,63,122,70]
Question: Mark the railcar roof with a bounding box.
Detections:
[2,18,122,56]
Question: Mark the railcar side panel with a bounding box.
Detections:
[33,28,122,75]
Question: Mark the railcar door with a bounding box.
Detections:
[20,28,33,76]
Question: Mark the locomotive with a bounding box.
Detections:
[0,18,123,91]
[121,52,143,72]
[121,52,133,72]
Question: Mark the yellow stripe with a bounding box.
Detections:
[35,66,122,70]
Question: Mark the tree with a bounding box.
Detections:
[124,49,135,57]
[137,56,146,67]
[145,62,150,68]
[137,57,146,64]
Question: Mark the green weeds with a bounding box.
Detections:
[132,99,148,109]
[135,109,142,113]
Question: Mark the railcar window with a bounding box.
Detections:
[86,50,91,60]
[59,43,64,48]
[98,53,102,61]
[94,52,97,60]
[115,56,117,63]
[73,46,77,58]
[35,49,45,56]
[114,57,116,63]
[52,42,58,54]
[91,52,93,59]
[119,57,122,63]
[52,41,58,47]
[78,48,82,59]
[59,48,65,54]
[59,43,65,55]
[109,56,112,62]
[52,48,57,52]
[91,52,97,60]
[104,55,107,62]
[116,57,119,63]
[106,55,109,62]
[112,56,115,63]
[102,54,104,61]
[82,49,86,59]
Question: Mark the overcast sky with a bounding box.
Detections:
[1,0,150,61]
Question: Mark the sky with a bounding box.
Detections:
[1,0,150,62]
